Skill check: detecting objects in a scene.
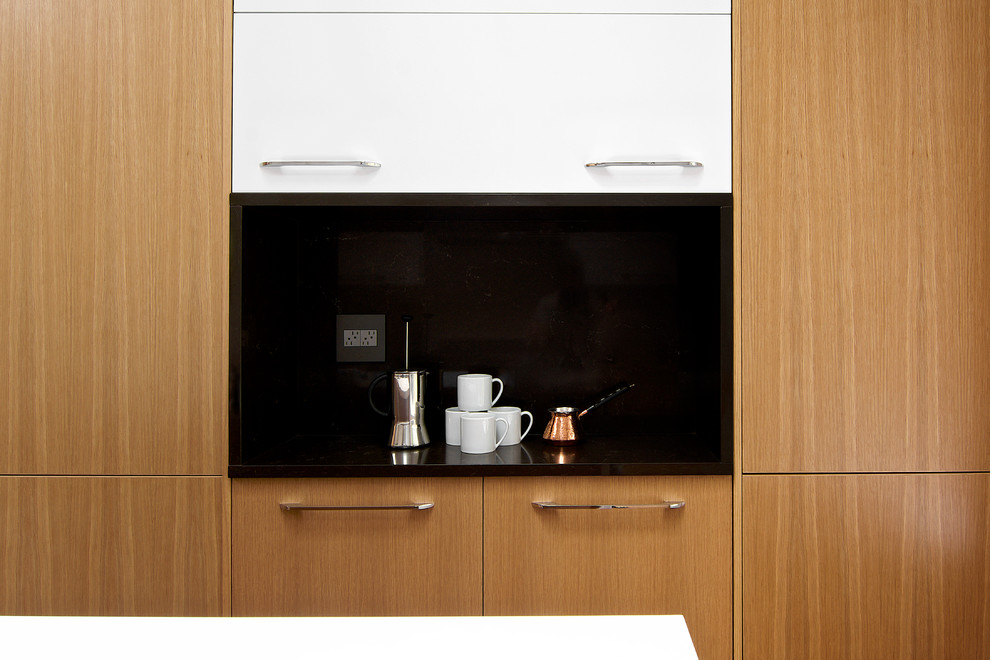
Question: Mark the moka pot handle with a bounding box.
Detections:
[368,372,391,417]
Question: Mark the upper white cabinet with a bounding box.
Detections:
[234,0,730,11]
[232,3,731,193]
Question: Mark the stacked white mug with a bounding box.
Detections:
[446,374,534,454]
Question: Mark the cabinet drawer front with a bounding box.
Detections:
[232,478,483,616]
[484,475,730,660]
[232,13,730,193]
[743,474,990,658]
[0,477,225,616]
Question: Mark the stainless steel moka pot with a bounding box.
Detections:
[387,315,430,449]
[388,369,430,449]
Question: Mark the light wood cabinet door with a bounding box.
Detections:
[485,476,731,660]
[0,1,229,474]
[742,474,990,659]
[740,0,990,471]
[0,477,225,615]
[232,478,483,616]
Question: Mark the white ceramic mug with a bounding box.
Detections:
[457,373,504,412]
[490,406,534,446]
[459,412,509,454]
[445,407,469,446]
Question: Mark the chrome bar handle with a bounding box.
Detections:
[260,160,381,168]
[279,502,434,511]
[585,161,703,168]
[532,501,685,510]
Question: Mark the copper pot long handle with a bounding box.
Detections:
[577,383,636,418]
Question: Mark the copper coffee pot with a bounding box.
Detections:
[542,383,635,445]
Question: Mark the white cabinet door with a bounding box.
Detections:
[232,13,730,193]
[234,0,731,12]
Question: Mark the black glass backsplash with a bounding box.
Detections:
[231,196,731,466]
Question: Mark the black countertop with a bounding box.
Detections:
[229,432,730,478]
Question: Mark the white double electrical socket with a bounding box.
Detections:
[337,314,386,362]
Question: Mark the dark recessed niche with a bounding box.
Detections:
[229,194,732,475]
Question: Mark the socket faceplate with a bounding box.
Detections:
[337,314,386,362]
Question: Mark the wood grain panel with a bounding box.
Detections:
[742,474,990,659]
[740,0,990,471]
[0,476,225,615]
[0,1,228,473]
[485,476,731,660]
[232,478,483,616]
[732,3,743,656]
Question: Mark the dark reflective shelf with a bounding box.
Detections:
[229,433,729,478]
